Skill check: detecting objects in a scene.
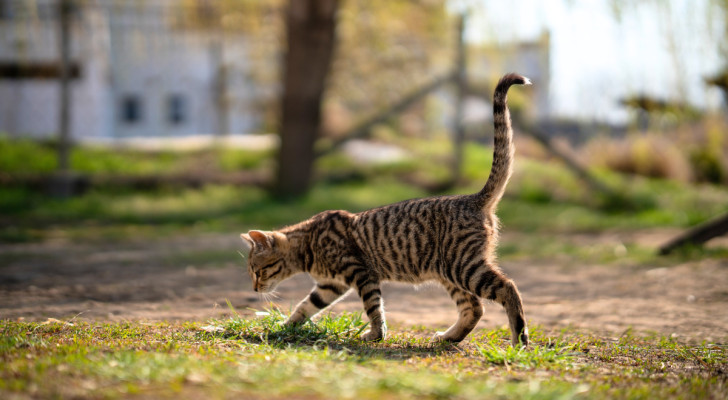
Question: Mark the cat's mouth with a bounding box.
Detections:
[253,280,279,293]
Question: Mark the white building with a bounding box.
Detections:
[0,0,265,139]
[0,1,550,141]
[469,31,551,122]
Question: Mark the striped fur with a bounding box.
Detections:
[241,73,530,346]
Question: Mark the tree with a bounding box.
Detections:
[274,0,340,198]
[175,0,450,196]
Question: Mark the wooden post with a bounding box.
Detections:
[658,213,728,255]
[211,38,229,136]
[58,0,72,173]
[49,0,76,198]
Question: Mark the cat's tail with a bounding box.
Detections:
[477,73,531,212]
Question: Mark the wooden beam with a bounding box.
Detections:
[658,212,728,255]
[316,72,455,158]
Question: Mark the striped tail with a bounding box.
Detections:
[477,73,531,212]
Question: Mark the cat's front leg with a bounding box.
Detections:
[349,273,386,341]
[284,282,350,326]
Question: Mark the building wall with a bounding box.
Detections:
[0,1,108,139]
[0,0,262,139]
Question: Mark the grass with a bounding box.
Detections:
[1,136,727,398]
[0,135,273,175]
[1,312,725,399]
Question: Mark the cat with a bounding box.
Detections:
[241,73,530,346]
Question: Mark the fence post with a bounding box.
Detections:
[450,13,467,185]
[58,0,72,172]
[49,0,76,198]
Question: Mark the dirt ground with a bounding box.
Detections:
[1,230,727,344]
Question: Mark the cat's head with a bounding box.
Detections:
[240,230,295,293]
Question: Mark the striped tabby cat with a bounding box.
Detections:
[241,73,530,346]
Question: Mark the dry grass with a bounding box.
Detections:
[579,117,728,184]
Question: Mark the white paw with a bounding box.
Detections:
[431,331,462,343]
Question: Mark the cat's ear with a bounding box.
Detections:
[242,230,286,252]
[247,230,273,249]
[271,231,289,250]
[240,233,254,253]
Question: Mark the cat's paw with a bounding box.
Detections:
[282,317,304,327]
[360,330,384,342]
[432,331,464,344]
[512,329,529,347]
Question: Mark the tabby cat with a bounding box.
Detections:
[241,73,530,346]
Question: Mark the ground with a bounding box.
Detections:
[2,229,726,344]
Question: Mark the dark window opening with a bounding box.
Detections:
[120,95,142,124]
[167,94,186,125]
[0,0,81,20]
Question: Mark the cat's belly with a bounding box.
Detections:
[384,272,439,284]
[377,263,440,283]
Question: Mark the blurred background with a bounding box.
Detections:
[1,0,727,298]
[1,0,727,187]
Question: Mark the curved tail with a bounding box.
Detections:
[477,73,531,212]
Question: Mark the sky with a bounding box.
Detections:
[455,0,726,123]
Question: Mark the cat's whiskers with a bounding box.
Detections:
[265,289,281,300]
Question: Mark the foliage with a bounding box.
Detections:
[330,0,452,118]
[688,120,728,184]
[2,136,728,244]
[0,136,271,176]
[581,134,693,182]
[0,137,56,173]
[172,0,453,134]
[580,117,728,185]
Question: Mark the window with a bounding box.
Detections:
[167,94,187,125]
[120,95,142,124]
[0,0,16,19]
[0,0,80,20]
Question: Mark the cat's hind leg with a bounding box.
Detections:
[284,281,350,326]
[470,268,528,347]
[433,282,483,343]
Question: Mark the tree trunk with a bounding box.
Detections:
[274,0,339,198]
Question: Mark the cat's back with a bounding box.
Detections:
[354,193,484,230]
[349,194,487,281]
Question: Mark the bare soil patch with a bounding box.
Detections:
[1,230,726,343]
